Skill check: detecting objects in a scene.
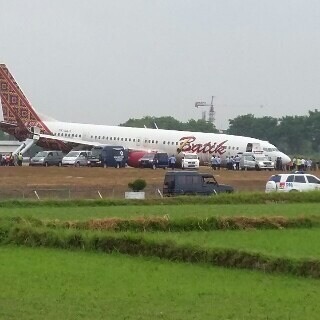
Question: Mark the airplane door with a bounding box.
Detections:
[246,143,262,153]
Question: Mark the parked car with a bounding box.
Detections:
[265,172,320,192]
[181,152,200,170]
[138,152,169,169]
[239,152,274,170]
[163,171,234,196]
[30,151,64,167]
[62,150,91,166]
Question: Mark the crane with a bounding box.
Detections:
[195,96,215,125]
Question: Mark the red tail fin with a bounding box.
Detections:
[0,64,51,134]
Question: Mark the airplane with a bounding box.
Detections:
[0,64,291,167]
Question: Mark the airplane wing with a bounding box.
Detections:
[0,121,18,130]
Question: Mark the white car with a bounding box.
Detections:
[265,172,320,192]
[181,153,200,170]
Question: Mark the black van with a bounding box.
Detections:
[138,152,169,169]
[88,145,127,168]
[163,171,234,196]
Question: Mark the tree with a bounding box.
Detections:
[306,109,320,153]
[227,114,278,142]
[0,130,11,140]
[120,116,218,133]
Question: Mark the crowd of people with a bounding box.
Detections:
[288,157,316,171]
[210,155,241,170]
[0,152,23,166]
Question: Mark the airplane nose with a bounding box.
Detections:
[281,153,291,165]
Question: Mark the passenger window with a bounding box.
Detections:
[133,139,136,142]
[294,175,306,183]
[286,175,294,182]
[269,175,281,183]
[79,135,81,138]
[125,138,127,141]
[307,176,320,184]
[129,138,131,141]
[163,141,166,144]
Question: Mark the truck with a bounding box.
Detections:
[163,171,234,196]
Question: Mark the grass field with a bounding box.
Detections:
[1,200,320,319]
[142,228,320,259]
[1,246,320,320]
[0,202,319,221]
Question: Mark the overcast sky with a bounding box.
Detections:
[1,0,319,129]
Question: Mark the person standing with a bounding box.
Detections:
[216,156,221,170]
[17,152,23,166]
[234,154,241,170]
[210,155,217,170]
[169,154,176,170]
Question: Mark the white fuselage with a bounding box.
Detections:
[44,120,291,165]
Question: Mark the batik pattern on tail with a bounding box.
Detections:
[0,64,52,134]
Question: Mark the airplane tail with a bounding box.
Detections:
[0,64,52,135]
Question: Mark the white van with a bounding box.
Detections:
[62,150,91,166]
[181,152,200,170]
[240,152,274,171]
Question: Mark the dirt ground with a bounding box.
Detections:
[2,166,318,199]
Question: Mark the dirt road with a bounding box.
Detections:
[1,166,307,193]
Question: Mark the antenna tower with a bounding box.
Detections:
[195,96,215,125]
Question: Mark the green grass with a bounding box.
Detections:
[0,203,319,221]
[141,228,320,259]
[1,246,320,320]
